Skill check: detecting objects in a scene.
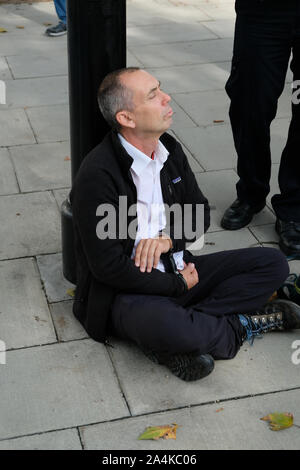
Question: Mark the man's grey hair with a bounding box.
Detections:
[97,67,140,131]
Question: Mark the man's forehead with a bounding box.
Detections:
[122,70,158,93]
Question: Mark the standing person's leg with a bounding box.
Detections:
[45,0,67,37]
[272,13,300,257]
[53,0,67,25]
[221,0,294,230]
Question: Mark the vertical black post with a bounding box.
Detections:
[62,0,126,284]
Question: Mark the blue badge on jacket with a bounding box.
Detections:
[172,176,181,184]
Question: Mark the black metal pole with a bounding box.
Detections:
[62,0,126,283]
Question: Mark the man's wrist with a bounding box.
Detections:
[158,231,173,251]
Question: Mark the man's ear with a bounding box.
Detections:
[116,110,136,129]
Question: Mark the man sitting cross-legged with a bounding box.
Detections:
[70,67,300,381]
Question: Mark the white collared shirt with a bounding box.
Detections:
[118,133,184,273]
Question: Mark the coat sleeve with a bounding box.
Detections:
[72,167,185,297]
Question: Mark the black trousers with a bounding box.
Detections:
[111,247,289,360]
[226,0,300,221]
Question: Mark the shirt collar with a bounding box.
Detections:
[118,133,169,176]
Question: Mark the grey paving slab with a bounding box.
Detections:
[0,108,35,146]
[195,170,275,233]
[0,35,67,57]
[267,163,279,208]
[147,62,230,94]
[7,52,68,79]
[250,224,279,247]
[49,301,88,342]
[127,0,211,25]
[25,104,70,143]
[174,124,236,171]
[127,49,145,68]
[53,187,70,210]
[288,259,300,275]
[270,118,290,164]
[81,389,300,450]
[187,226,259,254]
[4,76,68,108]
[202,19,236,38]
[277,83,294,118]
[169,99,197,130]
[175,118,289,171]
[0,340,129,440]
[127,22,217,47]
[198,2,236,20]
[0,191,61,260]
[0,428,82,450]
[131,38,233,68]
[37,252,75,303]
[9,141,71,192]
[0,148,19,196]
[0,57,12,80]
[0,257,56,349]
[168,130,204,173]
[172,89,230,127]
[107,331,300,416]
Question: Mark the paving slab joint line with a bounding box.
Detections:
[23,107,38,144]
[170,94,199,128]
[106,345,133,418]
[6,146,21,193]
[33,256,60,342]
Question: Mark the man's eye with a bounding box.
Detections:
[149,94,156,99]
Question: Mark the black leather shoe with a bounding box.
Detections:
[221,198,266,230]
[275,219,300,258]
[142,349,214,382]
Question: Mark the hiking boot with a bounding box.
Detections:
[142,349,214,382]
[45,21,67,37]
[239,299,300,345]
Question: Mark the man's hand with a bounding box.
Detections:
[134,237,172,273]
[179,261,199,290]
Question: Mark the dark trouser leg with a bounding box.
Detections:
[272,15,300,221]
[226,1,293,206]
[110,248,289,360]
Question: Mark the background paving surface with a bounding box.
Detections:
[0,0,299,450]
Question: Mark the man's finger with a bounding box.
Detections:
[135,239,145,267]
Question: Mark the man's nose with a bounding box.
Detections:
[161,90,171,104]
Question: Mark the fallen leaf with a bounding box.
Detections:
[43,22,52,26]
[260,412,294,431]
[16,26,24,29]
[138,423,178,440]
[66,288,75,297]
[64,156,71,161]
[0,28,7,33]
[213,120,224,123]
[216,408,224,413]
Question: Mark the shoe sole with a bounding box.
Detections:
[221,204,265,231]
[270,299,300,329]
[45,31,67,37]
[168,354,215,382]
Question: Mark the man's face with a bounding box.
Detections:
[121,70,173,135]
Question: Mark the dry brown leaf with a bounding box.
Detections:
[64,156,71,161]
[0,28,7,33]
[138,423,178,440]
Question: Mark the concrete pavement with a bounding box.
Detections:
[0,0,299,450]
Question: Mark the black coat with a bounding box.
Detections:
[70,130,210,343]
